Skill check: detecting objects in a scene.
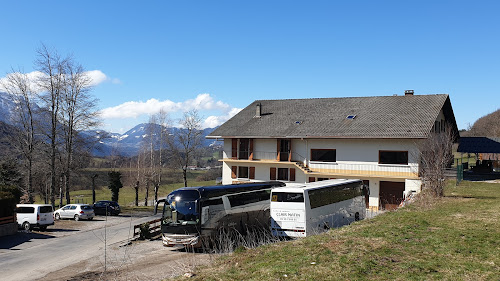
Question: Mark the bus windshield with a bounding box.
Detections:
[163,190,200,225]
[271,192,304,202]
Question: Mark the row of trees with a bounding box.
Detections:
[2,46,212,208]
[1,45,99,206]
[122,110,205,206]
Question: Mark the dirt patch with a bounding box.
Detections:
[39,239,214,281]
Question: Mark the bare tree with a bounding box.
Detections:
[135,143,150,206]
[36,45,67,207]
[60,61,99,204]
[149,110,170,203]
[147,115,157,205]
[2,70,38,203]
[418,127,456,197]
[170,110,203,187]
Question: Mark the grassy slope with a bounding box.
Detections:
[187,181,500,281]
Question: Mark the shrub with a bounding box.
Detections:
[139,222,151,240]
[196,168,222,182]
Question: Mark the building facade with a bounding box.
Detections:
[208,93,458,211]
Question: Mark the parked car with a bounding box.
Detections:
[54,204,95,221]
[93,201,121,216]
[16,204,54,231]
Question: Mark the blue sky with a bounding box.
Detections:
[1,1,498,133]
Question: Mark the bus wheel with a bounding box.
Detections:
[355,212,360,221]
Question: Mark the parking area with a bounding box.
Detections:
[38,212,149,238]
[1,211,211,281]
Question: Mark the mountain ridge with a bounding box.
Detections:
[0,92,220,157]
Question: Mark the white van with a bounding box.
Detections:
[16,204,55,231]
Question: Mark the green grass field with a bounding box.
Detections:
[35,178,217,209]
[185,180,500,280]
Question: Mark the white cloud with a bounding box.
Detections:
[85,70,108,86]
[100,93,235,120]
[100,93,241,130]
[0,70,112,92]
[202,107,242,128]
[0,71,45,93]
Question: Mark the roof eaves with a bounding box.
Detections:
[207,135,429,139]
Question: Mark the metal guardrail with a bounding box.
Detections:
[0,215,15,225]
[308,162,419,178]
[133,218,161,239]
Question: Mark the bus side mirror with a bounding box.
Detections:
[154,199,165,215]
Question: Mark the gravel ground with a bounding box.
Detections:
[39,239,213,281]
[33,212,213,281]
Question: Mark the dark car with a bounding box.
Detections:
[93,200,121,216]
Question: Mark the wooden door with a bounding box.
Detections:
[379,181,405,210]
[278,139,291,161]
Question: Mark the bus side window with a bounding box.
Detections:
[201,206,209,224]
[228,190,271,208]
[201,198,223,224]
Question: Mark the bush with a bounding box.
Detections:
[139,222,151,240]
[196,168,222,182]
[0,185,21,217]
[0,194,17,218]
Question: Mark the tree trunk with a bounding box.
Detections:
[59,183,63,208]
[144,181,149,206]
[135,181,139,207]
[154,183,159,204]
[27,158,34,203]
[65,172,71,205]
[183,168,188,187]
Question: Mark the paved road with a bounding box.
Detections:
[0,214,160,281]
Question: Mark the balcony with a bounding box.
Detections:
[307,162,419,179]
[223,150,419,179]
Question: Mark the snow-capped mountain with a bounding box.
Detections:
[0,92,221,157]
[87,123,220,157]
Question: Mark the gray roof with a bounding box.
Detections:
[458,137,500,153]
[208,94,458,139]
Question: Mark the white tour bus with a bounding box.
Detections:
[270,179,366,238]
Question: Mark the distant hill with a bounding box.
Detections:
[93,124,220,157]
[0,93,21,124]
[0,92,221,157]
[0,121,17,158]
[466,109,500,137]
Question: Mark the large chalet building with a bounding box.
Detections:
[207,92,458,211]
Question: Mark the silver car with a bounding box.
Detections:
[54,204,95,221]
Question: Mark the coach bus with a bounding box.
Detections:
[270,179,366,238]
[155,181,285,247]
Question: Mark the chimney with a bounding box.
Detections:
[405,90,414,96]
[255,103,261,118]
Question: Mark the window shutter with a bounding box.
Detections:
[289,168,295,181]
[270,167,277,180]
[276,139,280,160]
[308,177,315,183]
[249,167,255,179]
[231,166,237,179]
[288,141,292,162]
[249,139,254,160]
[231,139,238,159]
